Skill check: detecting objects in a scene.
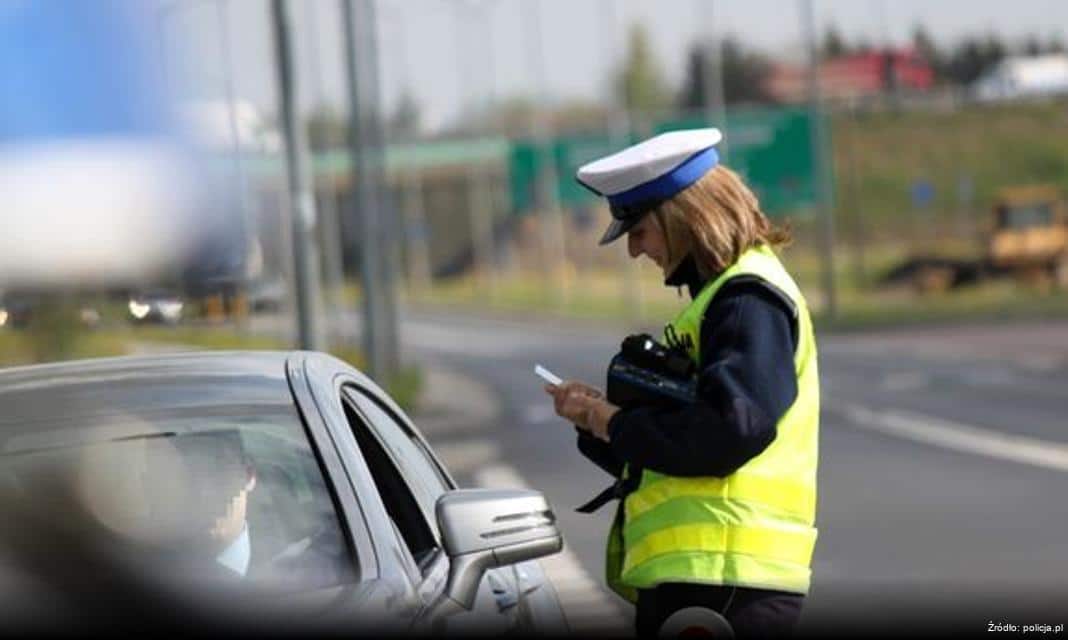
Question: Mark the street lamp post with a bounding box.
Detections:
[801,0,838,319]
[453,0,499,302]
[270,0,325,350]
[522,1,568,308]
[342,0,398,382]
[700,0,729,161]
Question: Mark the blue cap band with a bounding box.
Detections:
[606,147,719,209]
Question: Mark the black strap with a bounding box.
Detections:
[575,478,623,513]
[576,469,643,514]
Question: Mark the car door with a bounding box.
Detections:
[286,355,426,631]
[338,383,524,635]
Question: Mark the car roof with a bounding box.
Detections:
[0,351,300,426]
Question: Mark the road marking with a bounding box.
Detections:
[473,464,631,636]
[838,403,1068,472]
[1019,355,1065,372]
[879,371,929,392]
[521,404,557,425]
[401,323,531,357]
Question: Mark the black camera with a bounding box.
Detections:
[606,333,697,410]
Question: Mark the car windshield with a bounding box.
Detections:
[0,405,357,596]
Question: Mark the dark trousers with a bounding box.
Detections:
[635,583,803,638]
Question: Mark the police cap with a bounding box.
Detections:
[575,128,722,245]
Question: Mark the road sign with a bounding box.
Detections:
[508,106,819,216]
[911,180,936,208]
[509,133,637,212]
[655,107,819,214]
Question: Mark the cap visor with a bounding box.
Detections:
[598,218,631,246]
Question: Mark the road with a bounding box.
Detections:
[258,309,1068,633]
[397,312,1068,635]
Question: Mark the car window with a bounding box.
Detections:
[342,388,452,524]
[339,388,443,573]
[0,406,357,593]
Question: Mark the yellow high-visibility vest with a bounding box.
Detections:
[606,245,819,601]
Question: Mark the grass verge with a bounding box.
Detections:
[0,325,423,412]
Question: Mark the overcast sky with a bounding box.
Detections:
[376,0,1068,130]
[160,0,1068,133]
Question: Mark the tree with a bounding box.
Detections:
[853,36,875,54]
[980,32,1007,65]
[387,91,421,141]
[305,105,348,151]
[720,36,773,105]
[677,35,773,110]
[822,23,848,59]
[944,33,1008,85]
[1046,33,1066,54]
[614,23,671,115]
[1021,34,1044,57]
[911,24,944,81]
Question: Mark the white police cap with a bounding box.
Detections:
[576,128,722,245]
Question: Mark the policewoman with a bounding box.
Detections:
[544,129,819,637]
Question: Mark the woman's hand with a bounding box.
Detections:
[544,381,620,442]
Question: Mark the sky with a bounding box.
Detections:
[377,0,1068,130]
[158,0,1068,133]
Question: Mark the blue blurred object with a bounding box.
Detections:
[0,1,171,144]
[911,180,936,209]
[0,1,243,295]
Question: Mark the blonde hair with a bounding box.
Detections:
[653,165,791,280]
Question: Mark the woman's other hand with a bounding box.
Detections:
[544,381,619,442]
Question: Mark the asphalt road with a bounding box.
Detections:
[393,312,1068,635]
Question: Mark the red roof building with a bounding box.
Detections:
[765,48,935,103]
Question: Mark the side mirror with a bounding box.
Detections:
[435,488,562,611]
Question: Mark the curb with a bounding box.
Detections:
[408,361,503,438]
[127,340,505,441]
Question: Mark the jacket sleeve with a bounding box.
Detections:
[575,428,625,477]
[604,282,799,477]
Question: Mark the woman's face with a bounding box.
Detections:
[626,213,668,272]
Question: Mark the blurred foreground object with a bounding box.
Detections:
[0,1,213,291]
[0,352,567,635]
[883,184,1068,293]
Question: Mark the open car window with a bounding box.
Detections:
[339,387,446,574]
[0,406,358,593]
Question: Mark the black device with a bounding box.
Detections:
[605,333,697,411]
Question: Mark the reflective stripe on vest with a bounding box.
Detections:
[605,245,819,601]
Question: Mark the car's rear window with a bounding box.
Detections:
[0,405,357,595]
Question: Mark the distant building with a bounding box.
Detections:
[972,54,1068,102]
[764,48,935,103]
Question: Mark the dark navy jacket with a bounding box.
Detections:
[577,255,799,479]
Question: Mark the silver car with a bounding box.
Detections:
[0,351,569,635]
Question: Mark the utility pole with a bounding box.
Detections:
[306,0,347,344]
[217,0,256,327]
[700,0,729,160]
[523,1,568,309]
[342,0,397,382]
[602,0,642,320]
[270,0,323,350]
[801,0,838,319]
[454,1,498,302]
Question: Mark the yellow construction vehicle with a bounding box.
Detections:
[987,184,1068,287]
[885,184,1068,292]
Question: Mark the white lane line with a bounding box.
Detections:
[473,464,631,635]
[879,371,929,392]
[838,403,1068,472]
[1019,355,1065,372]
[521,404,557,425]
